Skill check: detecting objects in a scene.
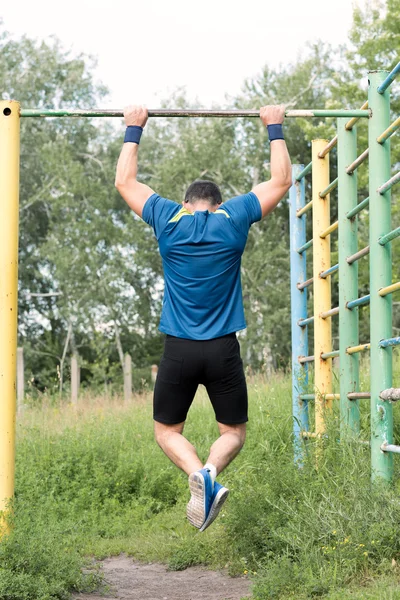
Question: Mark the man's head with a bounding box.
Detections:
[184,180,222,210]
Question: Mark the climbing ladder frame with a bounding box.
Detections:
[290,66,400,480]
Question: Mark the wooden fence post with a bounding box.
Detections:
[124,353,132,402]
[71,354,80,405]
[17,347,24,415]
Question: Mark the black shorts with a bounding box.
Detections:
[153,333,248,425]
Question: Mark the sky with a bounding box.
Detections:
[1,0,364,109]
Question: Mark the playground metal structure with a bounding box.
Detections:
[289,65,400,481]
[0,64,399,532]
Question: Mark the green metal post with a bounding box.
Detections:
[368,71,393,482]
[338,118,360,436]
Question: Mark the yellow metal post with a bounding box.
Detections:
[312,140,332,435]
[0,101,20,535]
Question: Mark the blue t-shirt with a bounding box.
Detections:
[142,192,262,340]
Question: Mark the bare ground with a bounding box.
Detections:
[73,555,251,600]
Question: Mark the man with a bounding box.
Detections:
[115,105,291,532]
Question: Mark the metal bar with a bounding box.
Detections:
[300,394,316,401]
[20,108,372,119]
[312,139,332,435]
[379,337,400,349]
[369,70,393,482]
[381,443,400,454]
[296,200,313,217]
[318,136,337,159]
[345,101,369,130]
[348,392,371,400]
[320,307,339,319]
[289,166,309,462]
[347,246,370,264]
[346,148,369,175]
[297,239,313,254]
[378,171,400,195]
[298,316,314,327]
[379,226,400,246]
[346,294,371,309]
[380,388,400,402]
[320,221,338,239]
[0,101,20,536]
[297,277,314,290]
[319,178,338,198]
[295,161,312,182]
[321,350,340,359]
[377,61,400,93]
[346,343,371,354]
[377,116,400,144]
[379,282,400,297]
[338,116,361,437]
[346,197,370,219]
[299,355,315,364]
[317,101,369,159]
[320,264,339,278]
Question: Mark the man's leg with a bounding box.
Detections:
[205,422,246,475]
[154,420,203,475]
[192,423,246,532]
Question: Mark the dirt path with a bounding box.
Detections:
[73,555,251,600]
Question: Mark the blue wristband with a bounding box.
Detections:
[124,126,143,144]
[267,124,284,142]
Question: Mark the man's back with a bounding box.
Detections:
[143,191,262,340]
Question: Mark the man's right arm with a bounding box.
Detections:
[115,105,155,218]
[252,105,292,219]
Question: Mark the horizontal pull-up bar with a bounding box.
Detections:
[18,108,371,119]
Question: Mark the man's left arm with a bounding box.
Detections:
[115,105,155,218]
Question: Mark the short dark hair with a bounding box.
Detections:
[184,180,222,206]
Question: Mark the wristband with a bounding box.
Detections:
[267,124,284,142]
[124,126,143,144]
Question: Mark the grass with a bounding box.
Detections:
[2,369,400,599]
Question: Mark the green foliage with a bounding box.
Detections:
[2,373,400,599]
[2,0,399,386]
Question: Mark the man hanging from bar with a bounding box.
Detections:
[115,105,291,531]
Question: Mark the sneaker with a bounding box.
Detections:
[199,481,229,532]
[187,468,214,529]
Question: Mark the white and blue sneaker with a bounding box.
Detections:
[199,481,229,532]
[186,468,214,529]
